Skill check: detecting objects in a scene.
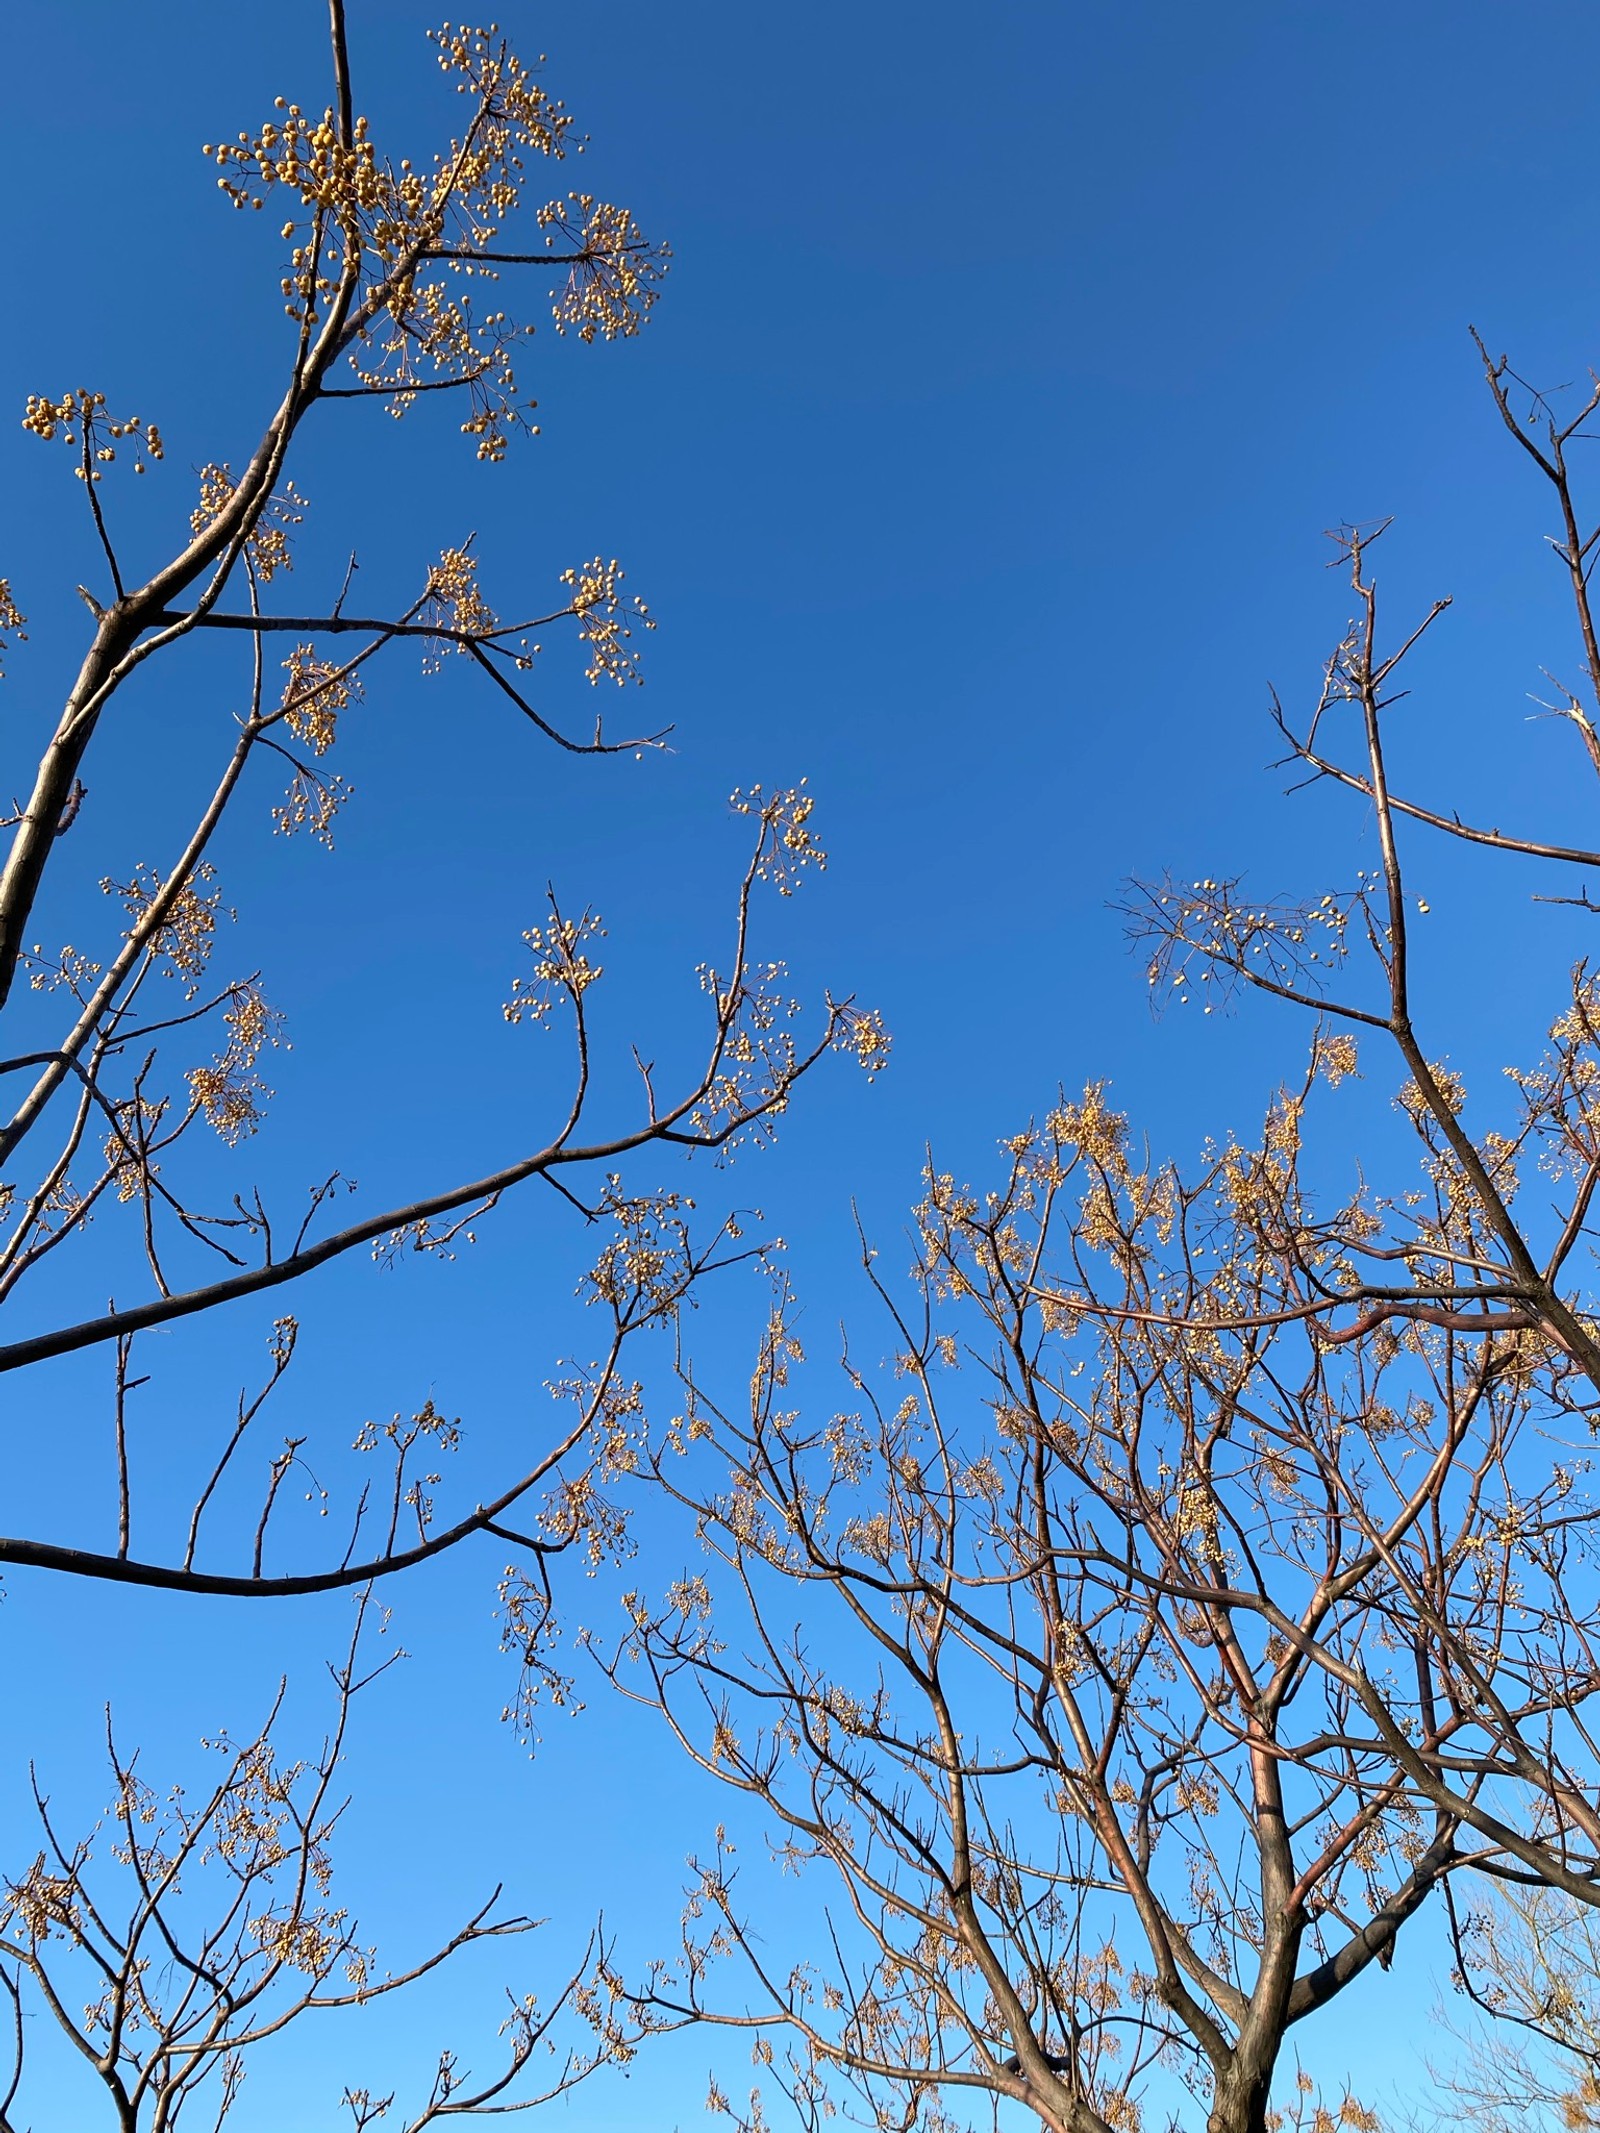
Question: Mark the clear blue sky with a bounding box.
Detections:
[5,0,1600,2121]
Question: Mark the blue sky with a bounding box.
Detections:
[6,0,1600,2121]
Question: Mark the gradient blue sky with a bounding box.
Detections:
[6,0,1600,2121]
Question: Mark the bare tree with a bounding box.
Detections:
[0,2,883,1603]
[0,1598,649,2130]
[0,12,888,2119]
[587,335,1600,2133]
